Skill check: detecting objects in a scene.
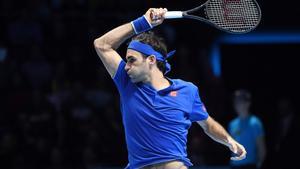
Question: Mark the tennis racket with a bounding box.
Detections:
[163,0,261,34]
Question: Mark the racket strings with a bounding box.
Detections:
[206,0,260,32]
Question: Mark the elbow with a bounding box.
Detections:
[93,37,110,51]
[197,117,212,134]
[200,122,210,134]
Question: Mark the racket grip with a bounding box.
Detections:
[164,11,183,19]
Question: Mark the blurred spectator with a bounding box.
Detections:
[0,45,7,62]
[272,97,297,169]
[21,45,53,90]
[7,8,43,46]
[188,128,207,166]
[228,89,267,169]
[274,98,295,152]
[49,147,64,169]
[176,44,194,80]
[82,145,102,169]
[48,61,71,113]
[0,44,8,91]
[0,132,18,169]
[0,0,13,15]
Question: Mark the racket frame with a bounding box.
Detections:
[164,0,262,34]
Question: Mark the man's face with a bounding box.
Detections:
[233,98,251,117]
[125,49,150,83]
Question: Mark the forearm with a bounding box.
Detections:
[197,117,233,148]
[93,8,166,77]
[257,136,267,168]
[94,7,167,51]
[93,23,134,77]
[198,116,246,160]
[94,23,135,51]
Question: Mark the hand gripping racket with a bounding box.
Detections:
[164,0,261,34]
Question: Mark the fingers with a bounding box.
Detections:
[230,144,247,161]
[230,150,246,161]
[151,8,168,20]
[145,8,168,27]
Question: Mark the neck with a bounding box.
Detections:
[239,112,250,119]
[143,69,170,91]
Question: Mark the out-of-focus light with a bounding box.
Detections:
[210,32,300,77]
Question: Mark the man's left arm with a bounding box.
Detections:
[256,135,266,168]
[197,116,247,161]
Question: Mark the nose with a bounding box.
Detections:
[125,63,130,72]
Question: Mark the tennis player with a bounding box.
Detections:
[94,8,246,169]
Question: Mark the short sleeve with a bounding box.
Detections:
[227,119,236,136]
[252,116,264,138]
[189,88,209,122]
[113,60,130,93]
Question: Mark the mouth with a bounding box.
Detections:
[127,72,133,78]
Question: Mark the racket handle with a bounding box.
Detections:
[164,11,183,19]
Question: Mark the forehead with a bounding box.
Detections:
[233,97,250,103]
[126,49,144,59]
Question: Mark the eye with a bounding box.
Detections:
[127,57,136,63]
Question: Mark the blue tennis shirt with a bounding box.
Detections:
[113,61,209,169]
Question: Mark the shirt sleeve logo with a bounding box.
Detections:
[170,91,177,97]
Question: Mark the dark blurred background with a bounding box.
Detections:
[0,0,299,169]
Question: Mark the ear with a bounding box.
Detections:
[148,55,157,65]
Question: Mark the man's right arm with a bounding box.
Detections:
[93,8,167,78]
[93,23,135,78]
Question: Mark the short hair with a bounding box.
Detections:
[233,89,251,102]
[131,31,168,74]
